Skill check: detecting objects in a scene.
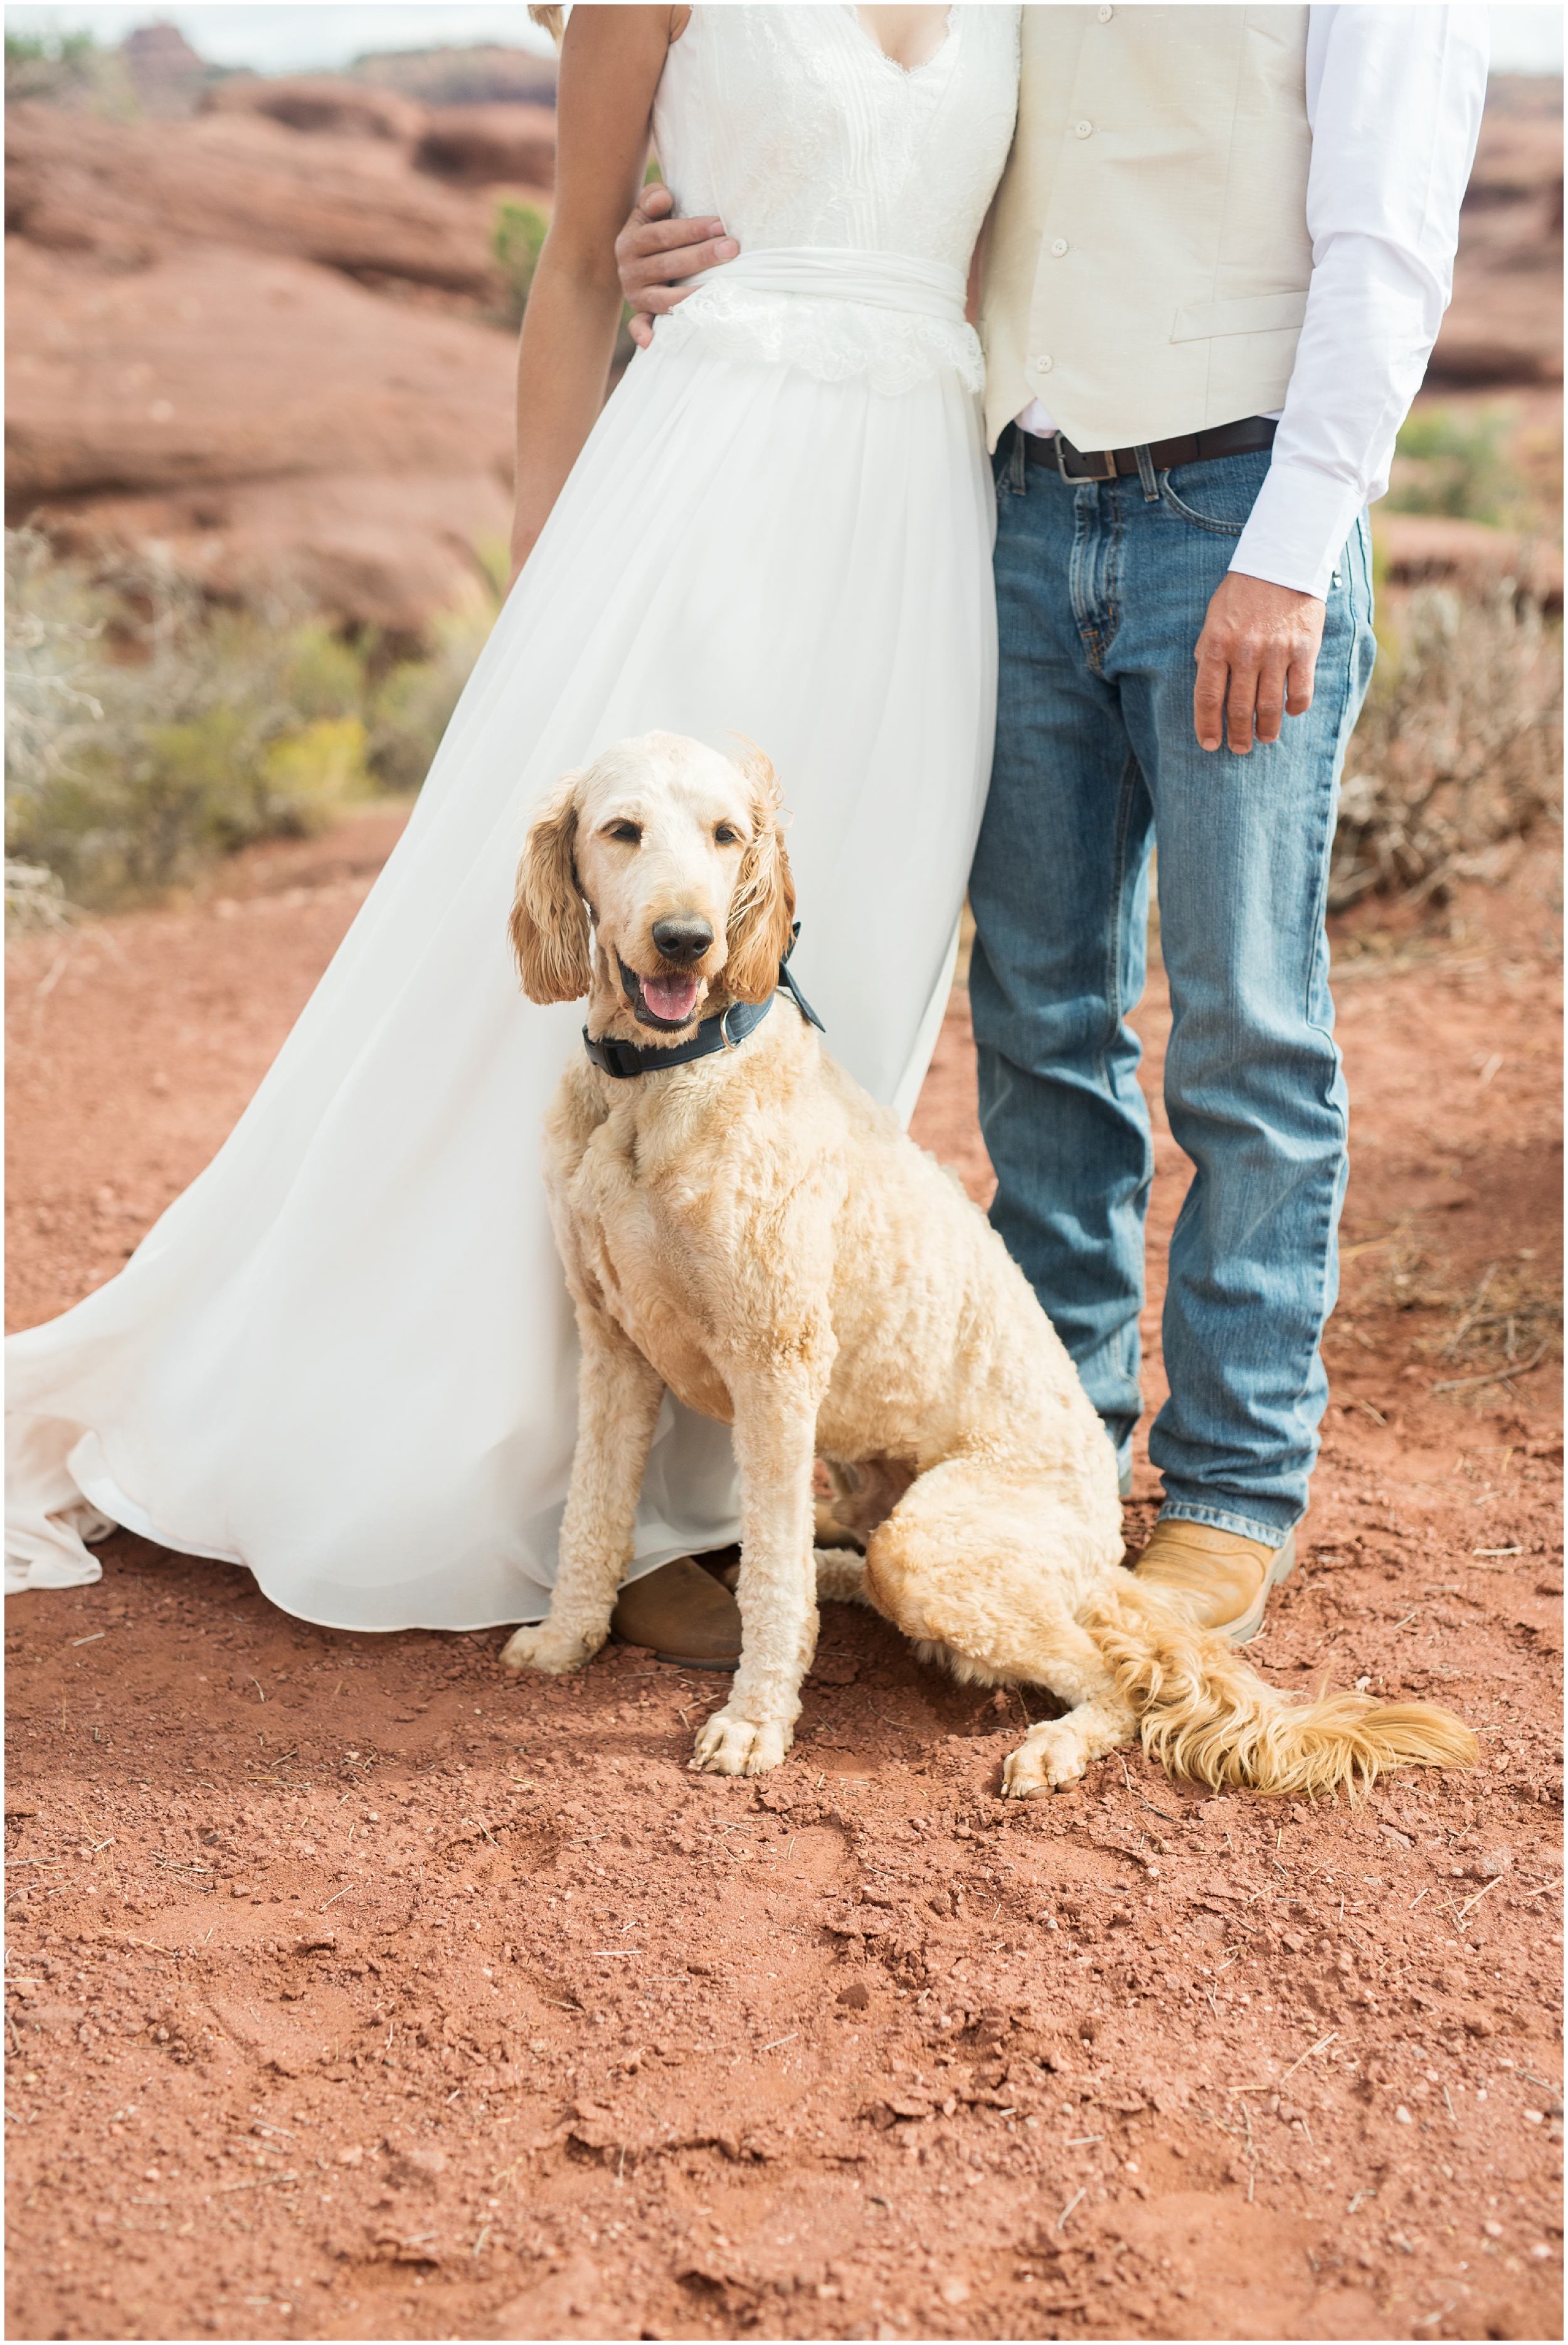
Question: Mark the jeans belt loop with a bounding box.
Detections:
[1007,423,1027,493]
[1133,443,1159,502]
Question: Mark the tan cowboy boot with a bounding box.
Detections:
[1133,1519,1297,1646]
[610,1555,741,1671]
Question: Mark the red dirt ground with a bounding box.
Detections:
[5,812,1562,2344]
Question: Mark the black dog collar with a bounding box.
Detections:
[583,925,824,1081]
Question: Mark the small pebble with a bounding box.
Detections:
[1395,2106,1413,2124]
[1483,2220,1504,2238]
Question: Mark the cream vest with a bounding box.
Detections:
[982,5,1315,452]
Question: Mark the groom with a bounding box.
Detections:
[617,5,1488,1654]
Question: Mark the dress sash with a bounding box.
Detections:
[687,245,968,324]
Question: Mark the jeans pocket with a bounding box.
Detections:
[1157,473,1248,536]
[1156,450,1270,537]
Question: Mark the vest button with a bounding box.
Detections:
[1035,356,1054,373]
[1050,238,1068,258]
[1075,119,1094,139]
[1098,4,1114,19]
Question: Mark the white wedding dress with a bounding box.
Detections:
[6,5,1020,1627]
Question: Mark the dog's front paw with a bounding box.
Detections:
[1002,1725,1086,1799]
[690,1707,790,1777]
[499,1622,598,1676]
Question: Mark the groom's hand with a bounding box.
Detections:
[1194,572,1327,755]
[617,181,739,349]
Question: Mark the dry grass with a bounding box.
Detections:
[1350,1216,1562,1405]
[1332,586,1563,912]
[1421,1255,1563,1400]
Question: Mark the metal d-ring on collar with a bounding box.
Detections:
[582,922,824,1081]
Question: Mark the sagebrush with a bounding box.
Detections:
[1332,586,1563,911]
[4,532,497,913]
[1385,406,1521,526]
[3,27,134,112]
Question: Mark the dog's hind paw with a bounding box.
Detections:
[690,1708,790,1776]
[813,1547,871,1605]
[499,1623,597,1676]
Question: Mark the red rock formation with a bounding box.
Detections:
[348,43,558,110]
[120,21,210,117]
[416,104,558,189]
[6,102,516,294]
[6,241,515,502]
[6,230,516,629]
[1374,511,1564,614]
[1429,76,1562,389]
[200,73,426,145]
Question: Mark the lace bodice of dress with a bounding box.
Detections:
[650,6,1020,395]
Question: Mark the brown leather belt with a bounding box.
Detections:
[1020,414,1278,481]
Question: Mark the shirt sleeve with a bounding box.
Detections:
[1229,4,1490,600]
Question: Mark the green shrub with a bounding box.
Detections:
[1385,407,1520,526]
[282,622,374,724]
[4,28,135,114]
[6,536,365,908]
[5,531,504,914]
[367,541,505,791]
[262,715,373,821]
[492,198,549,328]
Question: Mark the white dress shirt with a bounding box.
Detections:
[1017,6,1490,602]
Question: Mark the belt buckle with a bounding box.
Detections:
[1054,433,1116,483]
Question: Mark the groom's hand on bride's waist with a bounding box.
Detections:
[1194,572,1327,757]
[618,181,740,348]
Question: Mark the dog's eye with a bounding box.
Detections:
[714,824,742,846]
[606,821,642,845]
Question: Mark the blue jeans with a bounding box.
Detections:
[970,438,1377,1545]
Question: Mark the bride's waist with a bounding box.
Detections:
[685,246,967,322]
[655,245,980,396]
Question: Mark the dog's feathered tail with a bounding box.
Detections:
[1081,1578,1477,1799]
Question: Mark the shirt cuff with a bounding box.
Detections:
[1229,459,1370,601]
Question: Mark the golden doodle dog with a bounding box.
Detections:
[501,731,1475,1799]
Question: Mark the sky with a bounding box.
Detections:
[2,4,558,70]
[3,1,1564,77]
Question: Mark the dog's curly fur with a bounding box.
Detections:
[502,733,1476,1798]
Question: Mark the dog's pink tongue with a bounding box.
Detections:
[643,972,700,1022]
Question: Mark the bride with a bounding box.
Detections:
[6,5,1021,1660]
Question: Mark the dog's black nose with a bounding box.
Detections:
[650,917,714,964]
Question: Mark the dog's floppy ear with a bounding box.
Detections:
[724,745,797,1004]
[511,772,592,1003]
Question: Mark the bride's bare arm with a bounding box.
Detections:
[510,6,685,580]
